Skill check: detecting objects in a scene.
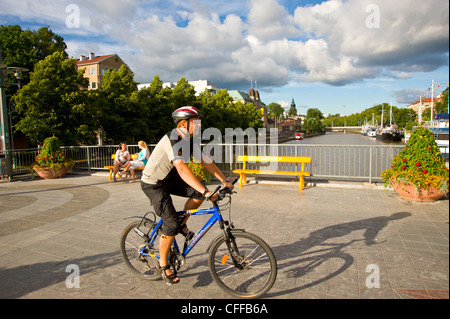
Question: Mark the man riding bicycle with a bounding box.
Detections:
[141,106,234,285]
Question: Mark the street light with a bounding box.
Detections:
[0,52,29,179]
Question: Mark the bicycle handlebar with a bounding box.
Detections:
[207,177,239,202]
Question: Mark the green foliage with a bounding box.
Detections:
[0,25,67,81]
[381,126,449,193]
[266,103,285,120]
[4,24,262,145]
[13,51,89,145]
[33,136,74,170]
[323,103,416,129]
[94,65,141,143]
[198,89,262,134]
[302,117,324,133]
[306,108,324,119]
[433,88,449,115]
[187,156,212,184]
[287,106,297,116]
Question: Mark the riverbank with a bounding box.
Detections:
[266,131,326,143]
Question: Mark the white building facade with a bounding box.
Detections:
[137,80,219,96]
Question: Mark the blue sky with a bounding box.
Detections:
[1,0,448,116]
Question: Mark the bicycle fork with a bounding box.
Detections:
[221,225,246,270]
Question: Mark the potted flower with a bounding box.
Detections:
[381,126,449,201]
[33,136,75,179]
[187,156,212,184]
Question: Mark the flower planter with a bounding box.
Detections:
[391,179,447,202]
[34,166,68,179]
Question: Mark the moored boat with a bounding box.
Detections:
[376,102,402,142]
[376,125,402,142]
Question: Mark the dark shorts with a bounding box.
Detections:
[141,173,204,236]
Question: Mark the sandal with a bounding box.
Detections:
[159,264,180,285]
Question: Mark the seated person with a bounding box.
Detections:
[113,142,130,182]
[121,141,150,182]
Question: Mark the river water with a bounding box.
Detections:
[283,131,406,146]
[272,131,406,181]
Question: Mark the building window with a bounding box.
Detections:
[91,82,97,89]
[101,68,114,75]
[89,67,96,75]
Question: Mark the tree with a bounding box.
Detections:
[323,103,416,129]
[287,106,297,116]
[0,25,67,88]
[198,89,262,133]
[230,102,263,130]
[266,103,285,120]
[302,118,324,133]
[434,88,449,115]
[198,89,231,131]
[134,75,174,142]
[13,51,88,145]
[95,65,140,143]
[170,77,198,109]
[306,108,324,119]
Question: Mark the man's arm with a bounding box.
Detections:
[201,156,234,189]
[173,159,209,195]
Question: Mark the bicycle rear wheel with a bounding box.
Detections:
[208,231,277,298]
[120,220,161,280]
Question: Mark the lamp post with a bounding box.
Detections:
[0,47,28,179]
[0,60,11,179]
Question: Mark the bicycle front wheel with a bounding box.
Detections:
[120,221,161,280]
[208,231,277,299]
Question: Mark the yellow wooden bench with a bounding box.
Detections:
[233,155,311,190]
[104,154,143,180]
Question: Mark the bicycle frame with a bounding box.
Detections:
[139,205,224,259]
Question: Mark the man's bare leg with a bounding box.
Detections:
[181,198,204,233]
[159,234,179,284]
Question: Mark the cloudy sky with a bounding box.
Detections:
[1,0,448,115]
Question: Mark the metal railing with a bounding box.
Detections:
[2,144,448,182]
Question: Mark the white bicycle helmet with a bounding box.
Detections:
[172,106,203,124]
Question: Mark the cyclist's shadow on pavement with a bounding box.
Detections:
[267,211,411,298]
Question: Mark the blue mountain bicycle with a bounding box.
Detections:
[120,178,277,298]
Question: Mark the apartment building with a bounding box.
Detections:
[407,96,442,113]
[76,52,128,89]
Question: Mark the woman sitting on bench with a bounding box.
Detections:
[113,142,130,182]
[120,141,150,182]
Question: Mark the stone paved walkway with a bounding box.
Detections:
[0,174,448,300]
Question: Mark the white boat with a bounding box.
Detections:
[367,129,377,138]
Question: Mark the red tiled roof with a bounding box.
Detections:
[76,54,115,65]
[410,97,441,105]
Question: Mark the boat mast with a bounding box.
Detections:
[431,80,434,121]
[390,101,392,127]
[418,96,422,124]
